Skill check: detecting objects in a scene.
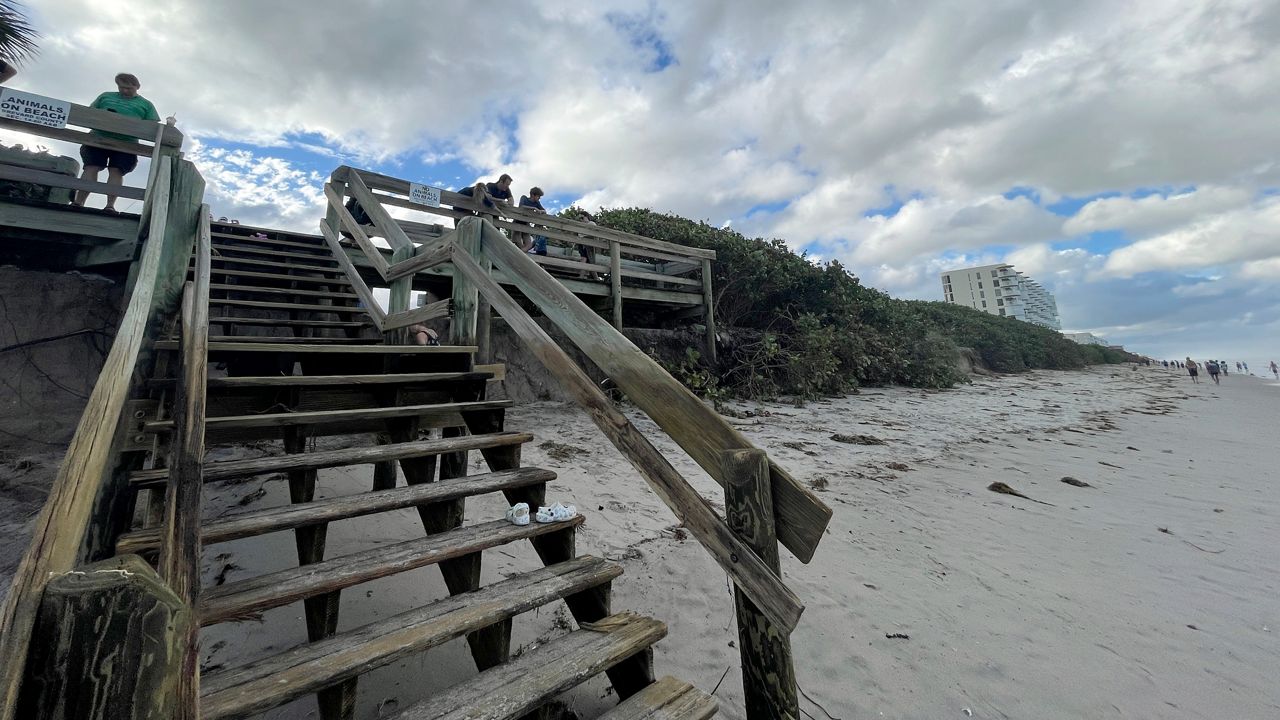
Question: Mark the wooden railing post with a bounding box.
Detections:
[386,244,413,345]
[610,239,623,329]
[722,448,799,720]
[701,258,717,365]
[451,217,481,346]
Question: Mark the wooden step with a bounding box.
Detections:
[206,255,346,275]
[146,399,510,433]
[598,677,718,720]
[205,335,379,344]
[199,515,584,625]
[209,317,372,329]
[205,370,493,388]
[208,244,342,265]
[119,466,554,552]
[206,298,367,313]
[198,267,349,285]
[155,341,477,355]
[211,231,328,252]
[391,612,667,720]
[128,429,529,487]
[200,556,623,720]
[208,283,360,300]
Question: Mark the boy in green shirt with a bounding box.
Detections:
[72,73,161,213]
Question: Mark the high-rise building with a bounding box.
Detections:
[939,263,1061,330]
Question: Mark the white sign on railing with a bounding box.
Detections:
[409,182,442,207]
[0,88,70,129]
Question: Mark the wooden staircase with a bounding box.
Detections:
[132,226,717,719]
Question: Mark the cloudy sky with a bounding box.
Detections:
[10,1,1280,362]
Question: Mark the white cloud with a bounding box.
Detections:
[1101,196,1280,277]
[1063,186,1253,237]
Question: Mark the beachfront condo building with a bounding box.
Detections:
[1063,332,1107,345]
[939,263,1061,330]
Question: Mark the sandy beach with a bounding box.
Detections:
[4,365,1277,719]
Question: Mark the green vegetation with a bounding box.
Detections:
[584,208,1131,398]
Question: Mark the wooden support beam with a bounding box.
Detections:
[0,203,138,241]
[450,246,804,633]
[476,222,830,563]
[385,237,454,281]
[701,258,717,365]
[14,555,191,719]
[157,210,212,719]
[610,239,623,330]
[723,449,799,720]
[450,218,481,347]
[324,182,390,278]
[0,164,146,200]
[319,221,386,330]
[383,298,452,332]
[344,170,414,252]
[386,244,414,344]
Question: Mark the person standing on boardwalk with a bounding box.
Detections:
[72,73,161,213]
[1185,358,1199,384]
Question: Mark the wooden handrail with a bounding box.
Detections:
[0,159,179,718]
[451,234,803,631]
[477,221,831,562]
[158,209,212,718]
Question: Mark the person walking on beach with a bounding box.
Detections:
[1186,358,1199,384]
[1271,360,1278,380]
[1206,360,1220,384]
[1220,361,1229,377]
[72,73,161,213]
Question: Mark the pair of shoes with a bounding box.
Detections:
[506,502,530,526]
[535,502,577,523]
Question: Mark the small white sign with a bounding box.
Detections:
[409,182,442,207]
[0,88,70,129]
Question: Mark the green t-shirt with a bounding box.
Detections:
[89,92,160,142]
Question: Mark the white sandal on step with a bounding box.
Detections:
[506,502,530,526]
[535,502,578,523]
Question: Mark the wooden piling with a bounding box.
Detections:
[722,448,799,720]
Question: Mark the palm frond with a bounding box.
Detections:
[0,1,38,64]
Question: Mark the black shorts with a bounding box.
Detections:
[80,145,139,174]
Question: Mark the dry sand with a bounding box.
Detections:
[5,365,1278,719]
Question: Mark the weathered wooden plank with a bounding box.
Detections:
[206,243,341,265]
[198,268,348,285]
[208,283,359,299]
[207,317,370,329]
[206,371,492,388]
[210,232,329,253]
[146,399,511,432]
[200,556,621,720]
[451,218,482,346]
[0,202,138,241]
[64,102,183,146]
[0,164,146,200]
[120,467,554,553]
[450,247,804,632]
[382,298,451,331]
[611,239,623,329]
[0,118,156,157]
[724,449,799,720]
[344,170,414,251]
[596,676,718,720]
[199,516,583,625]
[158,340,476,354]
[478,223,830,563]
[207,254,344,274]
[386,237,455,280]
[319,220,387,329]
[701,258,718,365]
[206,298,366,313]
[130,428,528,486]
[393,613,666,720]
[324,181,390,278]
[158,211,212,719]
[14,555,192,720]
[0,158,184,719]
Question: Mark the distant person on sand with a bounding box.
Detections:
[1271,361,1278,380]
[1221,361,1229,377]
[1206,360,1220,384]
[72,73,161,213]
[1185,358,1199,383]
